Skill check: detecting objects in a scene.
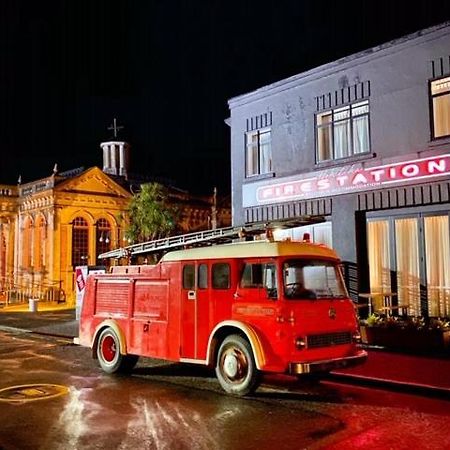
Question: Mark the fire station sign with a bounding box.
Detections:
[242,153,450,207]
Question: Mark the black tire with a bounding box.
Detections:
[97,327,138,374]
[215,334,260,396]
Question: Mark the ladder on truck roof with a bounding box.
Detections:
[99,226,242,259]
[98,217,324,259]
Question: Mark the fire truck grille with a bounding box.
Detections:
[307,332,352,348]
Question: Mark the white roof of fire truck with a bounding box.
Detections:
[161,239,339,262]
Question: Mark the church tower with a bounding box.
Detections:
[100,118,130,178]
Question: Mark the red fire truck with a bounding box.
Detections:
[78,227,367,396]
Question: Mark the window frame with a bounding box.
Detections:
[71,217,89,267]
[429,75,450,140]
[35,216,46,271]
[96,218,112,261]
[245,127,272,178]
[315,100,370,163]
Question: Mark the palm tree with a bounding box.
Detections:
[125,182,177,243]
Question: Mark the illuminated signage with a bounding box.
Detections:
[256,154,450,204]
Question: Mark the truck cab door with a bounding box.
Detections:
[180,262,210,360]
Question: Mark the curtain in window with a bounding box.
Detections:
[395,218,420,316]
[433,94,450,138]
[425,216,450,316]
[353,115,369,154]
[367,220,391,311]
[316,113,333,161]
[312,222,332,248]
[246,133,259,176]
[259,131,272,173]
[273,223,332,247]
[334,119,350,158]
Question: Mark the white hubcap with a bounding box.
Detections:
[223,353,238,378]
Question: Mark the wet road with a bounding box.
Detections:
[0,329,449,450]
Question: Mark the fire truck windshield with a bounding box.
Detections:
[283,259,347,299]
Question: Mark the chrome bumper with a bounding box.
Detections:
[289,351,368,375]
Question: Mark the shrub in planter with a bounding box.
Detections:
[359,315,450,351]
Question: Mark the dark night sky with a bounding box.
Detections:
[1,1,450,194]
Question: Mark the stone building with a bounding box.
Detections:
[0,134,230,305]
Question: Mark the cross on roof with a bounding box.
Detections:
[108,118,124,138]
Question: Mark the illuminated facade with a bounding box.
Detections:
[228,22,450,318]
[0,166,132,305]
[0,139,230,305]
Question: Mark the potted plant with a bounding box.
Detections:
[359,314,450,352]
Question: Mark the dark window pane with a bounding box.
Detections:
[212,263,230,289]
[240,263,263,288]
[183,265,195,289]
[72,217,89,267]
[198,264,208,289]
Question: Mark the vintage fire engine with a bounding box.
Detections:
[78,224,367,396]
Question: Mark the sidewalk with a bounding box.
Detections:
[333,348,450,394]
[0,301,78,338]
[0,301,449,394]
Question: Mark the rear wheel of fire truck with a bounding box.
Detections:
[215,334,260,396]
[97,327,139,374]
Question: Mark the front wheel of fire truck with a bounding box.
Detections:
[97,327,139,374]
[215,334,260,396]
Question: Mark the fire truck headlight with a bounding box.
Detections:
[295,337,306,350]
[352,332,362,343]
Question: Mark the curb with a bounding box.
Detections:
[329,372,450,398]
[0,325,32,334]
[0,324,77,341]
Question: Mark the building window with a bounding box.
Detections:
[245,128,272,177]
[22,217,33,269]
[35,216,46,271]
[72,217,89,267]
[273,222,332,248]
[96,218,111,260]
[367,214,450,317]
[316,100,370,162]
[431,76,450,139]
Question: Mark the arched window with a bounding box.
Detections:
[22,217,33,269]
[96,218,111,260]
[0,230,6,285]
[35,216,46,271]
[72,217,89,267]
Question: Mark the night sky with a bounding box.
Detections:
[2,1,450,194]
